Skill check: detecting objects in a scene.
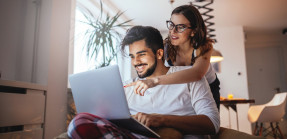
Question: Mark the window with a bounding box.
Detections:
[71,5,131,81]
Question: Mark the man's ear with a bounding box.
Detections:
[156,49,164,60]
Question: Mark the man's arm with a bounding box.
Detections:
[189,77,220,134]
[153,127,183,139]
[133,76,220,135]
[134,113,216,135]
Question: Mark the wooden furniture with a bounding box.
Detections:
[220,98,255,130]
[220,99,255,109]
[0,80,47,139]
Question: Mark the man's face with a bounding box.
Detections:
[129,40,157,78]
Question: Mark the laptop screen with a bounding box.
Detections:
[69,65,131,120]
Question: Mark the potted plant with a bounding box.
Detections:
[79,1,132,68]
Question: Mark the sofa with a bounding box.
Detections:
[55,127,265,139]
[60,92,265,139]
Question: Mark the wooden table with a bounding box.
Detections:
[220,99,255,111]
[220,99,255,130]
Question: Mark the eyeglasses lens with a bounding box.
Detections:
[167,21,174,30]
[166,21,187,33]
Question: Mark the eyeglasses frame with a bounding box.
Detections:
[166,20,193,33]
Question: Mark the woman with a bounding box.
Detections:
[125,4,220,109]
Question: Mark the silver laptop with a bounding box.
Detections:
[69,65,160,138]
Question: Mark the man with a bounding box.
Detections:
[68,26,219,139]
[122,26,219,139]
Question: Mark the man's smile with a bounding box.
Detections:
[135,64,147,73]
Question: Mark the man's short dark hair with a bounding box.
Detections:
[121,26,163,55]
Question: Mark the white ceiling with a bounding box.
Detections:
[97,0,287,37]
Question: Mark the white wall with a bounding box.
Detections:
[245,32,287,99]
[0,0,37,82]
[284,47,287,96]
[214,26,252,134]
[215,26,249,99]
[246,46,287,104]
[17,0,38,82]
[37,0,74,138]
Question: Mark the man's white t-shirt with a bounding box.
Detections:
[124,66,220,139]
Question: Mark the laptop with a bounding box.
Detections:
[69,65,160,138]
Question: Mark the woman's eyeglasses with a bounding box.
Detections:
[166,20,192,33]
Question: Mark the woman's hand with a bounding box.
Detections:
[133,112,164,127]
[124,77,159,96]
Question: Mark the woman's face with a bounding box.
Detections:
[169,13,193,46]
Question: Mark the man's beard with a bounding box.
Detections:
[136,58,157,78]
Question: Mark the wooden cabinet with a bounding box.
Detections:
[0,80,47,139]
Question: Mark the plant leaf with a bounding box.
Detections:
[77,0,132,68]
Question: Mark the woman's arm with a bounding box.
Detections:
[158,47,212,84]
[125,48,213,95]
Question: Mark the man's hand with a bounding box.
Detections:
[132,114,183,139]
[133,112,164,127]
[124,77,159,96]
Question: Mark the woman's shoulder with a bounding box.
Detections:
[195,41,213,56]
[168,66,193,74]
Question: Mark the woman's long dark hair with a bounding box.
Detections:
[166,4,213,64]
